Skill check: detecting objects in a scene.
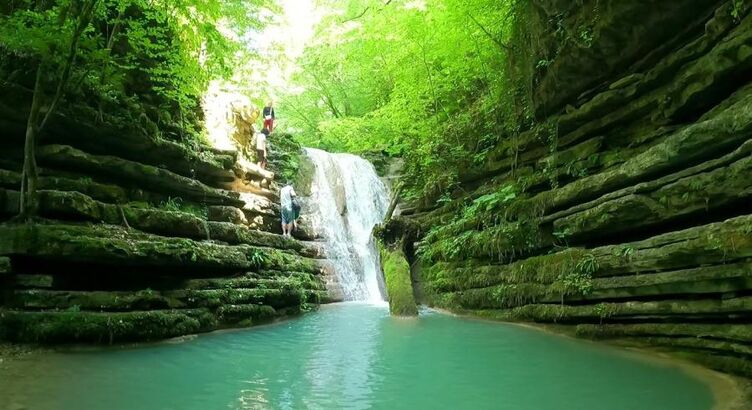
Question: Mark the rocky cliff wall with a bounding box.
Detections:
[0,84,330,344]
[407,0,752,378]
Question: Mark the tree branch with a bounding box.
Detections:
[466,12,514,53]
[39,0,100,132]
[341,0,394,23]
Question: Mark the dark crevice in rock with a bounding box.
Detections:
[571,198,752,249]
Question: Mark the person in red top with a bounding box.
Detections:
[262,101,275,132]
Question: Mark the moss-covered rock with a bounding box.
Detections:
[25,189,317,257]
[0,169,130,204]
[208,206,248,225]
[379,243,418,316]
[12,275,54,289]
[182,272,325,292]
[574,323,752,344]
[469,296,752,324]
[0,308,216,344]
[9,290,172,311]
[216,304,278,326]
[555,155,752,239]
[164,288,306,309]
[0,223,322,274]
[37,145,243,207]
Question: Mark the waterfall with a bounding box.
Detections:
[304,148,389,302]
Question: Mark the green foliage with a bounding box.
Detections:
[66,304,81,313]
[159,196,184,213]
[0,0,272,145]
[416,184,550,264]
[462,185,517,219]
[249,250,265,268]
[731,0,745,22]
[554,253,597,299]
[158,196,208,219]
[281,0,520,202]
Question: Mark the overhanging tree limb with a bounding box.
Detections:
[39,0,100,132]
[466,12,514,53]
[19,0,100,219]
[341,0,394,23]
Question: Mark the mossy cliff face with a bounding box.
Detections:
[0,89,329,345]
[408,0,752,379]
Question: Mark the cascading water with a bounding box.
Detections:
[304,148,390,302]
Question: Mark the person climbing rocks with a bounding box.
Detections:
[292,195,301,232]
[280,182,297,238]
[262,101,275,132]
[255,128,269,169]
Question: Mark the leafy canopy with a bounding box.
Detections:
[0,0,273,143]
[281,0,519,201]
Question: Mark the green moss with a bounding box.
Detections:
[293,153,315,197]
[215,304,278,326]
[183,272,325,292]
[0,309,216,344]
[267,133,303,183]
[165,288,305,309]
[10,290,172,311]
[379,243,418,316]
[0,223,322,274]
[574,323,752,343]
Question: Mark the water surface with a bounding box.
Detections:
[0,304,713,410]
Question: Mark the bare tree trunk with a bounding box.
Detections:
[19,66,44,219]
[384,184,403,224]
[98,10,124,121]
[19,0,100,219]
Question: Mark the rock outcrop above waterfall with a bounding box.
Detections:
[407,0,752,379]
[0,87,329,344]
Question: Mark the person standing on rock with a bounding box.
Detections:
[280,182,297,238]
[292,196,301,233]
[256,128,269,169]
[262,101,275,132]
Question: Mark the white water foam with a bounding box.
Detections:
[304,148,389,302]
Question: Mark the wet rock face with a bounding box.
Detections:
[0,91,330,344]
[413,1,752,379]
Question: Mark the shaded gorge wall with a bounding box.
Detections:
[0,84,332,344]
[402,0,752,379]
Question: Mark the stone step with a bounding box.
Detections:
[619,336,752,357]
[441,262,752,310]
[469,296,752,324]
[574,323,752,345]
[424,214,752,294]
[0,83,236,186]
[0,305,300,344]
[0,308,215,343]
[8,287,325,311]
[9,289,173,311]
[0,223,322,274]
[37,144,244,207]
[554,154,752,240]
[164,288,323,309]
[3,189,320,258]
[182,272,326,291]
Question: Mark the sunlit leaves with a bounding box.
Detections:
[281,0,519,200]
[1,0,272,142]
